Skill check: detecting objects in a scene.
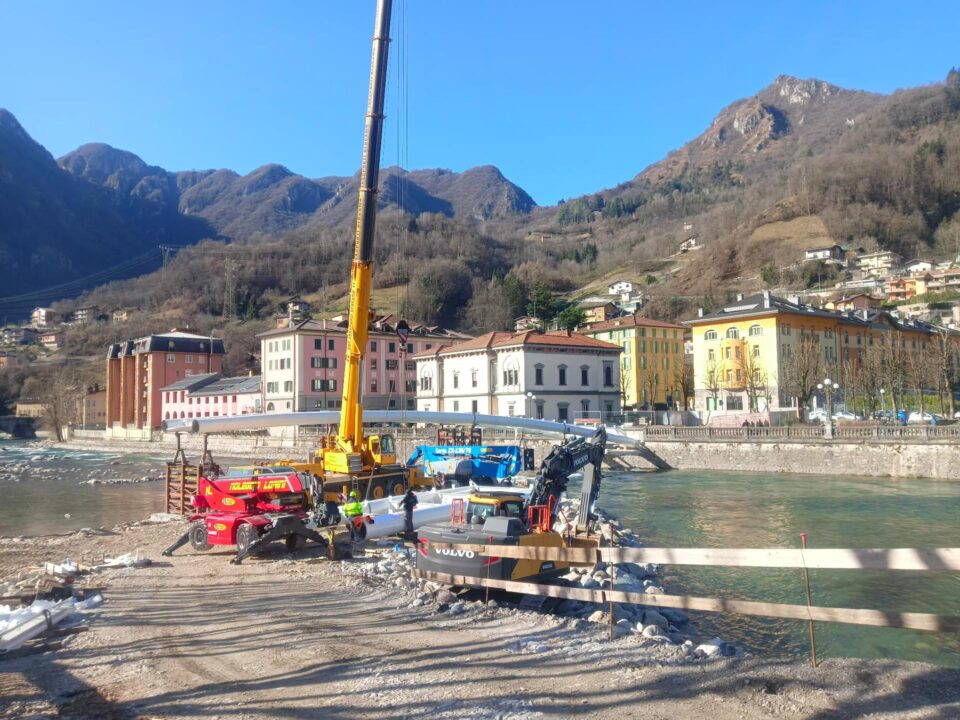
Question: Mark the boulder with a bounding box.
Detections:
[557,599,584,615]
[641,624,669,640]
[436,590,457,604]
[612,619,633,638]
[694,637,736,658]
[588,610,608,623]
[640,609,669,631]
[579,576,600,590]
[644,586,664,595]
[449,601,466,616]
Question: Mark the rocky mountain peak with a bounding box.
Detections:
[773,75,839,105]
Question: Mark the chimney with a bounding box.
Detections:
[697,308,704,318]
[736,292,744,302]
[762,289,771,308]
[789,294,801,305]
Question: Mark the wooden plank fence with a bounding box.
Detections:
[418,543,960,633]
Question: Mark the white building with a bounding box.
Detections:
[31,307,57,328]
[904,259,933,274]
[607,280,633,296]
[414,330,622,422]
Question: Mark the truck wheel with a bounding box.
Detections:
[236,523,259,555]
[390,480,406,496]
[369,480,387,500]
[285,534,301,552]
[189,521,210,551]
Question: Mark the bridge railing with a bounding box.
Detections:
[642,424,960,442]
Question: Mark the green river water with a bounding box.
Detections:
[2,441,958,667]
[601,470,960,668]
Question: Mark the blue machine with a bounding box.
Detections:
[406,445,523,484]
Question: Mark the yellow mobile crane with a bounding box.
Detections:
[288,0,430,507]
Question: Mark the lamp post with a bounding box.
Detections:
[879,388,886,417]
[526,391,536,418]
[816,377,840,420]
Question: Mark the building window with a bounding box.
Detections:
[266,382,279,393]
[752,345,760,357]
[420,375,433,391]
[405,361,415,371]
[581,399,590,416]
[167,354,175,363]
[580,366,589,386]
[558,404,569,422]
[708,348,715,361]
[386,359,399,370]
[405,380,416,393]
[314,339,323,350]
[283,381,293,392]
[371,379,378,393]
[705,330,717,340]
[726,327,740,339]
[749,325,762,337]
[507,403,515,417]
[388,380,396,393]
[558,365,567,386]
[534,365,544,385]
[535,401,544,420]
[471,369,478,388]
[371,358,378,370]
[311,379,337,391]
[453,400,459,411]
[311,357,337,369]
[735,347,742,359]
[266,402,275,411]
[727,395,744,411]
[407,343,414,354]
[389,342,396,354]
[724,347,731,359]
[472,400,478,413]
[726,370,733,383]
[371,340,377,352]
[328,339,335,351]
[452,371,459,389]
[185,355,193,363]
[603,363,613,387]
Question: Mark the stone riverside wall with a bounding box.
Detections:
[644,440,960,480]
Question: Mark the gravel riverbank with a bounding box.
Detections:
[2,518,960,719]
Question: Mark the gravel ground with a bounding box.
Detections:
[2,521,960,719]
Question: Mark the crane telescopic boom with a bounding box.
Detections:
[338,0,393,453]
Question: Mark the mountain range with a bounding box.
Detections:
[2,68,959,320]
[0,110,534,307]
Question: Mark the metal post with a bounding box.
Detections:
[800,532,818,668]
[608,528,614,641]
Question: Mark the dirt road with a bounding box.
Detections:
[2,521,959,719]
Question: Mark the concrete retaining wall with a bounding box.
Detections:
[645,440,960,480]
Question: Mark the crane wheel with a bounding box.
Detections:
[391,480,406,496]
[369,481,387,500]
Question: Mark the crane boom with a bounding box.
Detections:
[338,0,393,451]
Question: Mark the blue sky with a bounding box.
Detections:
[1,1,958,205]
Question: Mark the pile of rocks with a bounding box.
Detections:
[334,537,737,662]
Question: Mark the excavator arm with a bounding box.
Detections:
[524,428,606,529]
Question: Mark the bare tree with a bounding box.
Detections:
[930,327,958,416]
[704,358,722,410]
[781,336,823,420]
[742,346,769,412]
[619,367,633,409]
[29,365,83,442]
[673,359,694,411]
[882,335,910,412]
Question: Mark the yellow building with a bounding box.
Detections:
[686,291,959,421]
[578,316,686,408]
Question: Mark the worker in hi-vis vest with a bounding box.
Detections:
[344,490,364,541]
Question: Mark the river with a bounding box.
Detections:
[600,470,960,668]
[2,440,958,667]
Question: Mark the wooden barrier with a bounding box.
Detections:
[413,569,960,633]
[426,543,960,571]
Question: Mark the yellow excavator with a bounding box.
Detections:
[283,0,431,512]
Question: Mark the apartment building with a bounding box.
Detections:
[578,315,687,408]
[414,329,621,422]
[258,316,469,414]
[106,330,225,431]
[161,374,261,421]
[30,307,57,329]
[686,291,958,421]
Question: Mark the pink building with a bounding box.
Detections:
[161,374,261,422]
[258,316,471,413]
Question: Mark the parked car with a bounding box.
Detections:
[807,409,827,423]
[907,411,939,424]
[832,410,861,421]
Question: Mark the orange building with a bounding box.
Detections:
[106,330,225,431]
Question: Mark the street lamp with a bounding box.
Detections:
[879,388,886,416]
[526,391,537,418]
[816,377,840,419]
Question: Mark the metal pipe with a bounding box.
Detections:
[800,531,818,668]
[161,410,640,448]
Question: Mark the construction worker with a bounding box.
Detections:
[344,490,364,541]
[401,488,418,536]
